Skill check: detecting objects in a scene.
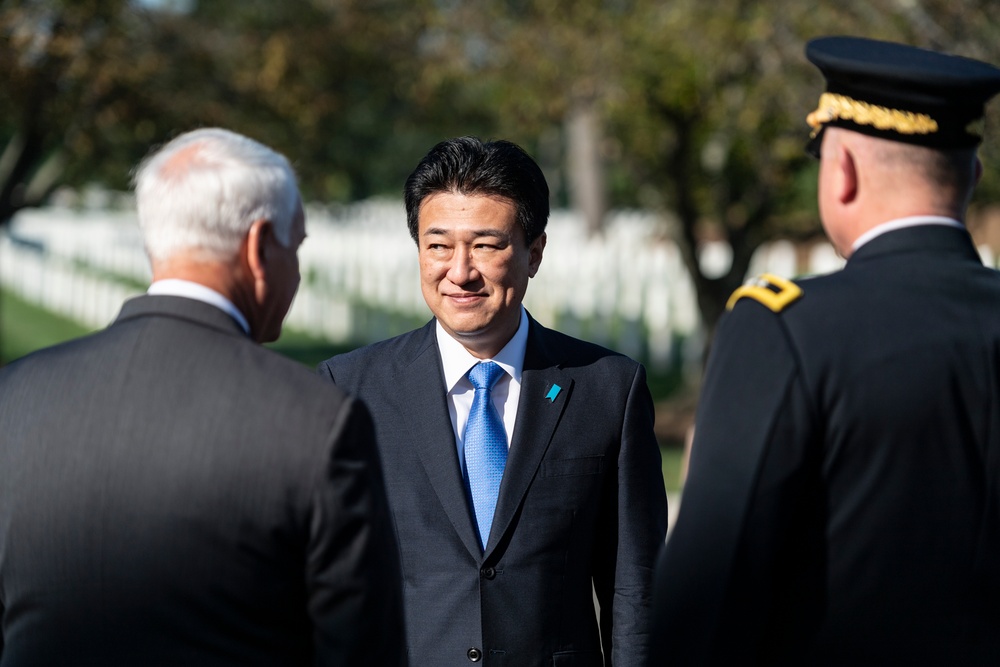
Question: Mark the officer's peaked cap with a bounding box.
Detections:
[805,36,1000,157]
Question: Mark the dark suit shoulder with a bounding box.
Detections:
[317,322,435,390]
[2,307,355,436]
[255,344,356,410]
[527,318,641,373]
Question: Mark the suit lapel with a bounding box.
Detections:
[395,326,484,560]
[486,319,573,556]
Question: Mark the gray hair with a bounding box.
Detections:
[132,128,300,262]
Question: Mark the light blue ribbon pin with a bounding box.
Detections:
[545,384,562,402]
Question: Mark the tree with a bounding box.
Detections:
[616,0,1000,336]
[0,0,485,222]
[404,0,635,230]
[1,0,142,222]
[178,0,465,202]
[609,0,822,334]
[5,0,1000,344]
[419,0,1000,338]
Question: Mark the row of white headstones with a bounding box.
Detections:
[0,199,847,371]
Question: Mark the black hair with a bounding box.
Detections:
[403,136,549,245]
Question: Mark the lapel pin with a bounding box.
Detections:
[545,384,562,402]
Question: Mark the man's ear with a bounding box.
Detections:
[245,219,272,302]
[528,232,546,278]
[836,142,859,205]
[975,156,984,186]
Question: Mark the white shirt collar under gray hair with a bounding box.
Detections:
[148,279,251,335]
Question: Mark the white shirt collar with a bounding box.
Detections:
[147,279,251,335]
[852,216,964,252]
[436,306,529,392]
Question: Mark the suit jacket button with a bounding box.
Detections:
[467,647,483,662]
[481,566,496,579]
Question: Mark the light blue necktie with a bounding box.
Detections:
[464,361,508,551]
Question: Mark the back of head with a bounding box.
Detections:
[875,139,979,205]
[805,37,1000,234]
[804,36,1000,158]
[403,136,550,245]
[133,128,300,263]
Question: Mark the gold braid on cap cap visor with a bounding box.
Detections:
[806,92,939,138]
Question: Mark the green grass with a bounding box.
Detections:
[660,445,685,494]
[0,287,359,367]
[264,328,358,368]
[0,289,95,364]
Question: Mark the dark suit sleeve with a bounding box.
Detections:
[306,397,406,667]
[594,363,669,666]
[315,360,335,383]
[651,302,821,664]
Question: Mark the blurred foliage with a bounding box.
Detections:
[3,0,1000,334]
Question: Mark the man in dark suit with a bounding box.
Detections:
[318,137,668,666]
[0,128,405,666]
[653,37,1000,665]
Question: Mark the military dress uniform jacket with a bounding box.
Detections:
[655,225,1000,665]
[0,295,405,667]
[318,314,668,667]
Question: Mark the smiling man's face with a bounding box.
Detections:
[417,192,545,359]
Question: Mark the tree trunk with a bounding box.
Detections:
[0,129,52,226]
[565,100,607,237]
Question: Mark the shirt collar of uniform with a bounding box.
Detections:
[852,215,965,252]
[147,278,251,335]
[436,306,529,393]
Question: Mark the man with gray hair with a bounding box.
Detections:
[0,128,405,666]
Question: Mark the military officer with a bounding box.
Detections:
[652,36,1000,665]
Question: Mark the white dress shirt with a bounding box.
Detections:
[147,279,251,336]
[436,306,529,479]
[852,215,965,252]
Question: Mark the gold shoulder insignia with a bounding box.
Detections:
[726,273,803,313]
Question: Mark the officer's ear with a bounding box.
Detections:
[835,142,859,205]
